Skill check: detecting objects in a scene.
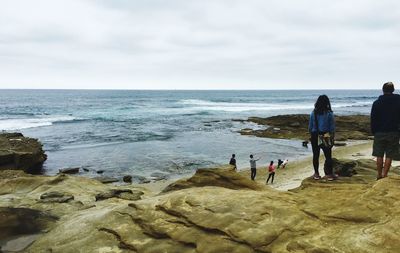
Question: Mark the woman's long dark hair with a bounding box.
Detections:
[314,95,332,114]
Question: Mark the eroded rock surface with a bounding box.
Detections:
[163,166,264,193]
[1,160,400,253]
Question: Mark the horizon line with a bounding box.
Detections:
[0,88,380,91]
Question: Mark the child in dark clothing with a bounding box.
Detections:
[229,154,237,171]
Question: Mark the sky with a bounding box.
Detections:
[0,0,399,90]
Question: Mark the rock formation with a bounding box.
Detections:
[239,114,371,141]
[1,159,400,253]
[0,132,47,172]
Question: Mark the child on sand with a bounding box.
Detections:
[249,155,260,180]
[267,161,276,184]
[282,159,288,169]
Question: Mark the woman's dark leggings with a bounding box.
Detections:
[267,172,275,183]
[251,168,256,180]
[311,133,333,176]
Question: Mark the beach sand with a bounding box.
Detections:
[138,140,381,193]
[239,141,376,191]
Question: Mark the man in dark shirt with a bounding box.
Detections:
[371,82,400,179]
[229,154,237,171]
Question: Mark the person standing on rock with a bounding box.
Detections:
[371,82,400,179]
[266,161,276,184]
[309,95,336,181]
[249,154,260,180]
[229,154,237,171]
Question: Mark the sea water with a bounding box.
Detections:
[0,89,378,179]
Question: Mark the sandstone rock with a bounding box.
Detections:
[95,189,143,201]
[39,191,74,203]
[123,175,132,183]
[0,133,47,172]
[93,176,119,184]
[0,207,58,239]
[3,159,400,253]
[163,167,264,193]
[59,167,79,174]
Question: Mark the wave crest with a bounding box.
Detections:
[0,116,78,131]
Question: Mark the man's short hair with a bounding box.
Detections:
[383,82,395,93]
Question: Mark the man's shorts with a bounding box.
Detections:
[372,132,400,158]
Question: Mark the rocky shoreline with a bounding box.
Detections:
[238,114,371,141]
[2,128,400,252]
[1,157,400,252]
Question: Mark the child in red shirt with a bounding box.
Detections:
[267,161,276,184]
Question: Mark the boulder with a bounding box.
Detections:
[163,167,264,193]
[332,158,358,177]
[0,133,47,172]
[93,176,119,184]
[123,175,132,183]
[59,167,80,174]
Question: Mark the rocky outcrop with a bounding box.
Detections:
[95,189,144,201]
[163,166,265,193]
[240,114,371,141]
[0,132,47,172]
[1,160,400,253]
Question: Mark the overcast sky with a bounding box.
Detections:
[0,0,399,89]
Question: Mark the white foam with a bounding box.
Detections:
[179,99,313,112]
[179,99,372,112]
[0,116,77,131]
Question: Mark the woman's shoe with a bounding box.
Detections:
[313,174,321,180]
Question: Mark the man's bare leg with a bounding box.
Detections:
[383,157,392,177]
[376,157,384,179]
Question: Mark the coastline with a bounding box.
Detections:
[4,131,400,252]
[239,140,374,191]
[137,140,375,194]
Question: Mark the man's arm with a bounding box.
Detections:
[370,101,377,135]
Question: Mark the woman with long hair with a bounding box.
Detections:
[308,95,336,180]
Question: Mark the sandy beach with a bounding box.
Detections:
[241,141,375,191]
[137,140,376,194]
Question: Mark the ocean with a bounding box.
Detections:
[0,89,378,180]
